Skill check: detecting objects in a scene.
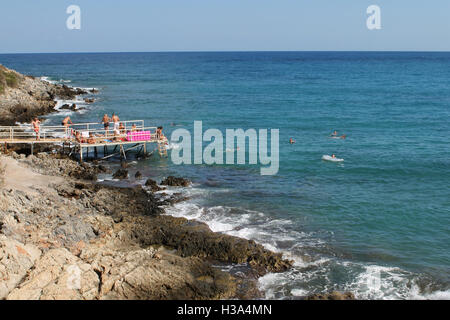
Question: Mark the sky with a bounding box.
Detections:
[1,0,450,53]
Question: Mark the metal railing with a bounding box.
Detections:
[0,120,162,144]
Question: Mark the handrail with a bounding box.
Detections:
[0,120,161,143]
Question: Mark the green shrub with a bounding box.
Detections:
[5,72,18,87]
[0,68,20,92]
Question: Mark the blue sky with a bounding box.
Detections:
[1,0,449,53]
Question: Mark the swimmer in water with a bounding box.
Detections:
[331,130,338,136]
[289,138,295,144]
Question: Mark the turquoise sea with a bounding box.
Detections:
[1,52,449,299]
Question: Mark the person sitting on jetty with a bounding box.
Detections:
[119,122,126,135]
[102,114,110,136]
[75,131,83,143]
[131,124,138,132]
[87,132,96,144]
[31,118,41,141]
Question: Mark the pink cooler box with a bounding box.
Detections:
[127,131,151,141]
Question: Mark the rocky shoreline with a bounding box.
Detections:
[0,152,293,299]
[0,64,90,126]
[0,65,355,300]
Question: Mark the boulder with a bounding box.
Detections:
[112,169,128,180]
[160,176,191,187]
[6,248,99,300]
[0,236,41,299]
[144,179,164,192]
[305,291,355,300]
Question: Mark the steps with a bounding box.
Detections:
[158,142,168,157]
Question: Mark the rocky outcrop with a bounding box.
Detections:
[161,176,191,187]
[145,178,165,192]
[122,215,292,276]
[19,152,100,180]
[0,65,91,126]
[305,291,355,300]
[113,169,128,180]
[0,236,41,299]
[7,248,99,300]
[0,153,293,299]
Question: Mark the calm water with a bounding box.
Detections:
[1,52,449,299]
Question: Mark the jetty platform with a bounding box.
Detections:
[0,120,168,161]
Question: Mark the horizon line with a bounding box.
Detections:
[1,50,450,55]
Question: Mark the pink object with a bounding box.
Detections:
[127,131,151,141]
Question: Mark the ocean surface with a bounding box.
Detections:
[1,52,449,299]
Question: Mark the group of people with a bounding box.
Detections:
[330,130,346,159]
[31,116,72,140]
[31,113,165,144]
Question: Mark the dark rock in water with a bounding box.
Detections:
[120,161,128,169]
[113,169,128,180]
[75,88,88,95]
[97,164,109,173]
[144,178,164,192]
[90,88,98,93]
[128,215,293,276]
[160,176,191,187]
[135,171,142,179]
[159,193,190,206]
[60,103,77,111]
[304,291,355,300]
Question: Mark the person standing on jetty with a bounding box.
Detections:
[102,114,110,136]
[31,117,41,141]
[62,116,73,138]
[112,113,120,135]
[156,126,163,140]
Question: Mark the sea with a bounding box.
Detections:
[1,51,449,299]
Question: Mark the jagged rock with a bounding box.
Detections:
[7,248,99,300]
[113,169,128,180]
[125,215,293,276]
[79,244,236,300]
[0,154,293,300]
[60,103,76,111]
[160,176,191,187]
[0,236,41,299]
[144,178,164,192]
[305,291,355,300]
[135,171,142,179]
[0,64,91,125]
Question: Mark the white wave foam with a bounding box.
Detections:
[167,142,182,150]
[163,187,448,300]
